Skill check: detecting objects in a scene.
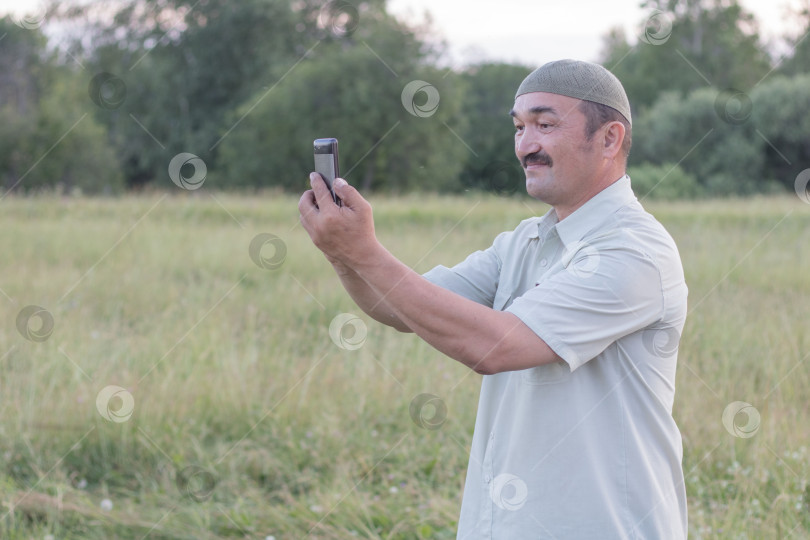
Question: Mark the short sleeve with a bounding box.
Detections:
[422,232,508,307]
[506,242,665,371]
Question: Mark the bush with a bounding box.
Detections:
[628,162,701,200]
[23,74,125,194]
[751,73,810,191]
[633,88,764,196]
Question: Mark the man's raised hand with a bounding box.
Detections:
[298,173,380,268]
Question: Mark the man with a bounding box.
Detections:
[299,59,688,539]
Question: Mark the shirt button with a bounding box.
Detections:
[540,258,548,267]
[484,474,492,483]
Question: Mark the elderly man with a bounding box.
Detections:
[299,59,688,539]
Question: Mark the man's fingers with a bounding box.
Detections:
[332,177,358,208]
[298,188,315,211]
[298,188,320,224]
[309,172,338,209]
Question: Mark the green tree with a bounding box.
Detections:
[457,62,530,195]
[0,17,43,190]
[60,0,317,188]
[0,17,123,194]
[57,0,451,190]
[751,73,810,190]
[633,87,764,195]
[216,15,467,193]
[776,1,810,76]
[21,73,125,194]
[601,0,771,113]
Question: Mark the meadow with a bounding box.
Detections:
[0,191,808,539]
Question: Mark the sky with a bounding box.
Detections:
[385,0,806,67]
[0,0,805,67]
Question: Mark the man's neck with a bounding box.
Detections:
[554,168,626,221]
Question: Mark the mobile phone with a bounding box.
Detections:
[313,138,341,206]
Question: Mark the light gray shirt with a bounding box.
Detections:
[423,176,688,539]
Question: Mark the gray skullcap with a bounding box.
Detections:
[515,59,631,125]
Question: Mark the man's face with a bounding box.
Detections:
[511,92,602,209]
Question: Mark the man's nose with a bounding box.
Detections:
[515,129,541,159]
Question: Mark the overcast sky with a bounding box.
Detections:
[386,0,806,67]
[1,0,805,67]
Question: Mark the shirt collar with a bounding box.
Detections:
[524,207,557,240]
[530,175,636,246]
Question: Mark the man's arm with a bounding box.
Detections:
[354,246,561,374]
[299,175,562,375]
[299,183,411,332]
[329,260,412,333]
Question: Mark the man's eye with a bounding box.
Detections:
[539,123,551,129]
[514,125,524,132]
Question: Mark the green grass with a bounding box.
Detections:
[0,192,808,539]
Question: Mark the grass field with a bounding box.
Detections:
[0,191,809,539]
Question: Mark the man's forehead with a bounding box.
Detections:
[510,92,582,118]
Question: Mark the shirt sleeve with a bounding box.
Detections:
[422,232,508,308]
[506,240,665,371]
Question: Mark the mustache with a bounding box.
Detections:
[522,152,553,168]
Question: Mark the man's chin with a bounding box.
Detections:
[524,168,550,184]
[525,172,559,202]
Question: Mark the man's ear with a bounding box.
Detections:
[602,121,625,160]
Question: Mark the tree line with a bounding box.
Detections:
[1,0,808,198]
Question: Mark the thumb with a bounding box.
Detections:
[333,177,360,207]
